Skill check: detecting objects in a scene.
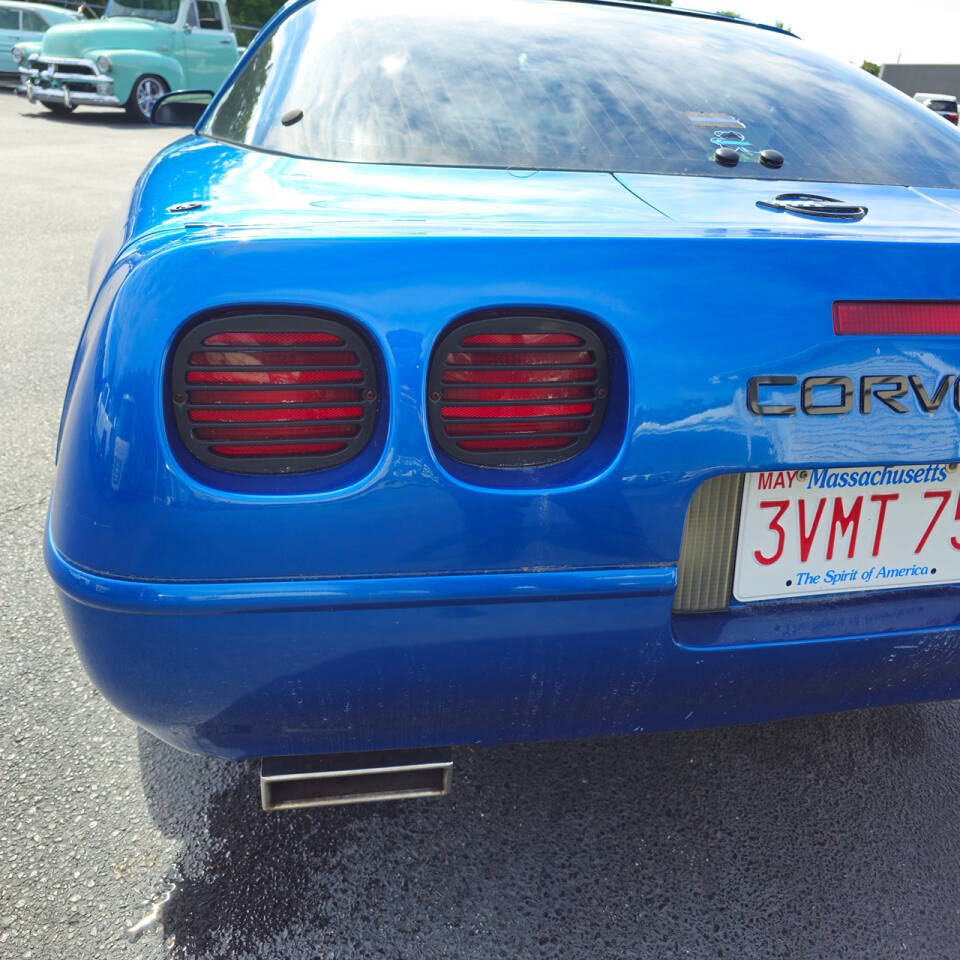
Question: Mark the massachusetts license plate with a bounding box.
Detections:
[733,464,960,602]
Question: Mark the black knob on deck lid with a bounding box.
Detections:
[714,146,740,167]
[281,108,304,127]
[760,148,784,169]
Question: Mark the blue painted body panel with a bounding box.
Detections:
[46,525,960,758]
[47,96,960,758]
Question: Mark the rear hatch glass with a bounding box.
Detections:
[205,0,960,187]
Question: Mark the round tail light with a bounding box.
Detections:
[428,315,609,467]
[170,314,378,474]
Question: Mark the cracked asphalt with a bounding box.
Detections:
[2,90,960,960]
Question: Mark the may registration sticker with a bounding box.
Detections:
[733,464,960,602]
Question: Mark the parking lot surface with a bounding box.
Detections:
[2,90,960,960]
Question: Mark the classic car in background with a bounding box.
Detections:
[0,0,76,85]
[14,0,237,119]
[47,0,960,811]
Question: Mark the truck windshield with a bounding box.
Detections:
[104,0,179,23]
[203,0,960,187]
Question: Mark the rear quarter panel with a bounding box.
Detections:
[51,224,960,581]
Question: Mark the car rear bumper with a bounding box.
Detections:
[46,522,960,760]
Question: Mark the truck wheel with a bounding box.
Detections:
[125,74,168,122]
[41,102,76,115]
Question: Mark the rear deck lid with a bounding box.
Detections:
[615,174,960,239]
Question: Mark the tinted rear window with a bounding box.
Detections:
[204,0,960,187]
[928,100,957,111]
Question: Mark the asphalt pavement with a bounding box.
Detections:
[2,90,960,960]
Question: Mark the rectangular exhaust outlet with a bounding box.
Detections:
[260,747,453,811]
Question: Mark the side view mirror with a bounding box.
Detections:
[150,89,214,126]
[77,3,98,18]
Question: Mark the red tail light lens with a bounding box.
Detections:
[189,350,359,366]
[209,442,347,457]
[461,333,583,346]
[440,403,593,419]
[188,405,364,423]
[202,331,344,346]
[186,369,362,384]
[428,316,609,467]
[442,368,595,384]
[171,315,378,474]
[457,436,575,452]
[441,386,594,401]
[445,350,593,366]
[444,419,589,437]
[188,388,361,404]
[194,424,360,440]
[834,301,960,335]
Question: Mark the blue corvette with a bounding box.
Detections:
[47,0,960,808]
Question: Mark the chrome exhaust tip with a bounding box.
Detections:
[260,747,453,811]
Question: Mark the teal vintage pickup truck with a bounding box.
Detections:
[14,0,237,120]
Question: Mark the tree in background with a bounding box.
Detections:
[861,61,881,76]
[230,0,283,28]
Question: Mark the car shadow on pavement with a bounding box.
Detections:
[17,104,142,127]
[137,703,960,959]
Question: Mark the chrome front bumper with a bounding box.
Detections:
[18,56,120,108]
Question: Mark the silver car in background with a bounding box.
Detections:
[914,92,959,124]
[0,0,76,84]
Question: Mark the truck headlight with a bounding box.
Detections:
[96,54,112,73]
[11,46,24,66]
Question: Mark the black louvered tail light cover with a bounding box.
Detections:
[171,314,378,474]
[428,316,609,467]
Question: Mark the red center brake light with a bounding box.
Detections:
[834,301,960,336]
[171,315,379,475]
[428,315,609,468]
